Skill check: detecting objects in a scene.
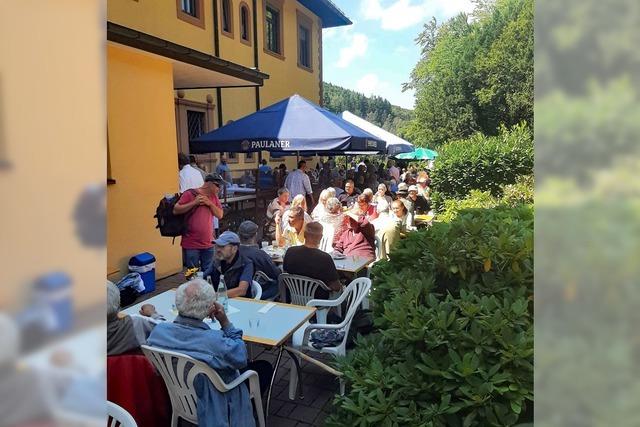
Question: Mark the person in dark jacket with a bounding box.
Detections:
[237,220,280,300]
[208,231,254,298]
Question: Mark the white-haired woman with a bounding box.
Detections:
[318,197,347,251]
[311,187,336,220]
[281,193,312,228]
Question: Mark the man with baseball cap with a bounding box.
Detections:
[173,173,224,276]
[208,230,254,298]
[238,220,280,300]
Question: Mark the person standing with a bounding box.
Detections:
[173,174,224,274]
[284,160,314,206]
[189,154,208,180]
[179,153,204,193]
[258,159,273,188]
[216,156,232,183]
[388,160,400,182]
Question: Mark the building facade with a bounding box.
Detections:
[107,0,350,279]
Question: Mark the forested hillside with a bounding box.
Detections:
[322,82,412,135]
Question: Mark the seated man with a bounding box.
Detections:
[237,220,281,300]
[275,205,306,247]
[241,170,256,187]
[208,231,254,298]
[107,280,164,356]
[333,210,376,260]
[147,280,271,427]
[338,179,361,208]
[283,222,343,299]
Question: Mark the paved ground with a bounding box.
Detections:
[129,273,341,426]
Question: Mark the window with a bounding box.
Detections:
[240,3,251,45]
[177,0,205,28]
[264,1,284,58]
[182,0,197,16]
[221,0,233,37]
[187,110,206,142]
[297,11,313,71]
[245,152,256,162]
[299,26,310,68]
[227,152,238,162]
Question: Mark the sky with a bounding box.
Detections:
[322,0,475,110]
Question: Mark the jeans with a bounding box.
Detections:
[183,248,214,276]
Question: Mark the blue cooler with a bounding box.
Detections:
[128,252,156,294]
[34,272,73,333]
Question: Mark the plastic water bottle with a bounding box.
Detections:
[218,275,229,311]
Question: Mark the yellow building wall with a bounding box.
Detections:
[183,1,324,172]
[107,45,182,280]
[108,0,214,54]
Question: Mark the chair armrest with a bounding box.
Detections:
[225,369,259,390]
[306,290,347,308]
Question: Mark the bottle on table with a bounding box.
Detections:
[218,275,229,311]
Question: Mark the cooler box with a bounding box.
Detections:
[128,252,156,294]
[35,271,73,333]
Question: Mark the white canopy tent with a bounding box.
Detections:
[340,111,414,156]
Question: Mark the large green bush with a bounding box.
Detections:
[438,175,534,222]
[430,124,533,200]
[327,206,533,427]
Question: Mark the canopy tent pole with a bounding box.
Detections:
[256,151,262,226]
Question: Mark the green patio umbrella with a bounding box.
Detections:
[395,147,438,160]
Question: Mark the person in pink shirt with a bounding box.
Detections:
[388,160,400,182]
[173,173,224,275]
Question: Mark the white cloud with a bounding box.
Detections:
[355,73,415,109]
[336,33,369,68]
[361,0,474,31]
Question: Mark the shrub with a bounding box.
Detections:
[437,176,534,221]
[327,206,533,427]
[430,124,533,200]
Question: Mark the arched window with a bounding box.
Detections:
[240,5,250,42]
[221,0,233,36]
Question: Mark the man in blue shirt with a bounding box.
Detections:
[215,156,232,183]
[208,231,254,298]
[147,280,271,427]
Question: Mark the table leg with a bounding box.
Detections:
[265,345,284,420]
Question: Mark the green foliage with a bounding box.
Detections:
[404,0,533,147]
[438,176,534,221]
[327,207,534,427]
[323,82,412,135]
[430,124,533,200]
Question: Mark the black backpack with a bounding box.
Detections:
[154,190,196,242]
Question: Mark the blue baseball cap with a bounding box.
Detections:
[214,231,240,246]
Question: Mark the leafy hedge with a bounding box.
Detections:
[438,176,534,222]
[430,124,533,201]
[327,206,533,427]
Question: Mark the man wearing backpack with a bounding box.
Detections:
[173,173,224,275]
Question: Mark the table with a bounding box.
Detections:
[262,245,373,274]
[122,290,316,419]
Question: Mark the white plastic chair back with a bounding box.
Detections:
[319,222,335,253]
[374,235,382,260]
[279,273,328,307]
[251,280,262,300]
[141,345,265,427]
[107,401,137,427]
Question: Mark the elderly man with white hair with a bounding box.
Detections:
[107,280,163,356]
[147,279,271,427]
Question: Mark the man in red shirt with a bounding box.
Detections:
[173,173,224,275]
[333,209,376,260]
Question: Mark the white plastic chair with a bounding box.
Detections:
[251,280,262,300]
[318,222,335,253]
[107,401,137,427]
[285,277,371,398]
[141,345,265,427]
[278,273,333,323]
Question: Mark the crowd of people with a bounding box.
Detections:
[264,158,433,260]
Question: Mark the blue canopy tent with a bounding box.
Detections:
[190,94,386,154]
